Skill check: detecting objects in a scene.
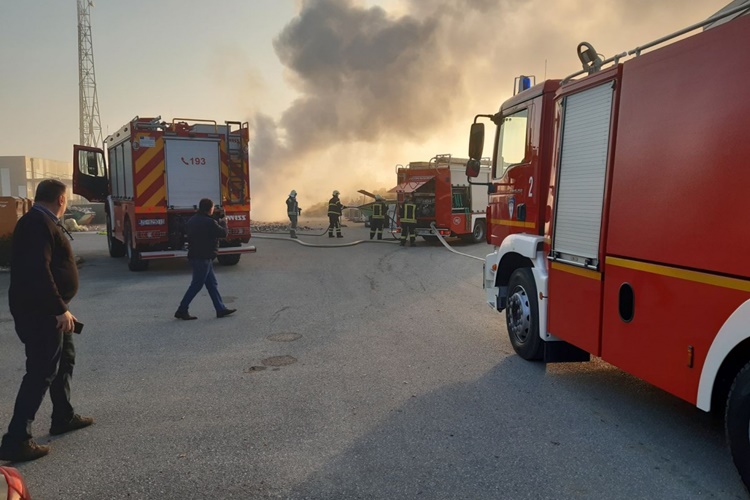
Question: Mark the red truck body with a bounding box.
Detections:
[73,117,255,271]
[392,154,490,242]
[469,6,750,488]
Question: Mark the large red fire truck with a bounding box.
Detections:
[73,116,255,271]
[391,154,490,242]
[465,4,750,488]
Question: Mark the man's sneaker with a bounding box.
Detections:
[174,310,197,320]
[217,308,237,318]
[50,414,94,436]
[0,440,50,462]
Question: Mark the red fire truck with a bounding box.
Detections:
[465,4,750,488]
[73,117,255,271]
[391,154,490,242]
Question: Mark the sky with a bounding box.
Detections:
[0,0,731,220]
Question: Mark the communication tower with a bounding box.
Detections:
[77,0,103,147]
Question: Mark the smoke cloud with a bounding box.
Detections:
[249,0,726,220]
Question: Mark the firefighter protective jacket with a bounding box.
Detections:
[371,201,387,220]
[328,196,344,216]
[286,196,300,216]
[399,203,417,223]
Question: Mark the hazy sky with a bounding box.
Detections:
[0,0,730,219]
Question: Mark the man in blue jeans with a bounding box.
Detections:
[174,198,237,320]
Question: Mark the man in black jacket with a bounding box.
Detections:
[174,198,237,320]
[0,179,94,463]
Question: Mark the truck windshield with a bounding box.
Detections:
[495,109,528,178]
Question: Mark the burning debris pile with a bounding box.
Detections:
[251,221,326,233]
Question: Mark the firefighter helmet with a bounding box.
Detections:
[332,190,340,196]
[375,194,383,201]
[290,190,297,197]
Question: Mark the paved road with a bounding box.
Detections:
[0,224,746,499]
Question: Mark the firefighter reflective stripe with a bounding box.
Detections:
[372,203,384,219]
[402,203,416,223]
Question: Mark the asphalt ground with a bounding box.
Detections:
[0,222,746,499]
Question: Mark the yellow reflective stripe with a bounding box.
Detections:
[606,257,750,292]
[551,262,602,281]
[490,218,536,229]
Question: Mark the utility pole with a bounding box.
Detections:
[77,0,103,147]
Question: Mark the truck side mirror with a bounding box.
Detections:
[465,159,481,178]
[468,122,485,160]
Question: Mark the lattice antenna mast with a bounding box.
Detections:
[77,0,103,147]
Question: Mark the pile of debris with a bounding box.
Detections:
[251,221,326,233]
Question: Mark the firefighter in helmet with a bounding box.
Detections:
[286,190,301,239]
[399,193,417,247]
[327,190,346,238]
[369,194,387,240]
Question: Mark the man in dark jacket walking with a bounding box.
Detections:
[0,179,93,462]
[174,198,236,320]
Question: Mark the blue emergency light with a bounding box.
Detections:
[514,75,536,95]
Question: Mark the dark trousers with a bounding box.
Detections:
[288,215,298,230]
[400,222,416,245]
[178,258,227,312]
[328,215,341,236]
[370,218,384,239]
[2,314,75,446]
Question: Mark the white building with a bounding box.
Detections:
[0,156,85,202]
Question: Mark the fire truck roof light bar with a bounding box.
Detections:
[562,2,750,83]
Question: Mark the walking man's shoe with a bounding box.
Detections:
[0,439,50,462]
[174,310,197,320]
[50,414,94,436]
[217,308,237,318]
[336,234,344,238]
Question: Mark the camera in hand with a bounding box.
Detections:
[73,320,84,334]
[213,206,226,220]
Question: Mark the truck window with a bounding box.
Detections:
[495,109,529,178]
[79,150,105,177]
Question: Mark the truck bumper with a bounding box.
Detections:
[139,244,257,260]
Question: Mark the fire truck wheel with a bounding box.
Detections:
[217,254,241,266]
[125,220,149,272]
[506,268,543,361]
[106,213,126,258]
[471,220,486,243]
[726,361,750,490]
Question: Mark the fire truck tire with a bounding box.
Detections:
[217,254,241,266]
[726,361,750,490]
[106,213,126,258]
[125,221,149,272]
[467,220,486,243]
[506,268,543,361]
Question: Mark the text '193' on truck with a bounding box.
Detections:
[73,117,256,271]
[391,154,490,243]
[465,2,750,490]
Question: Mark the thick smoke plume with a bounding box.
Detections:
[250,0,726,220]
